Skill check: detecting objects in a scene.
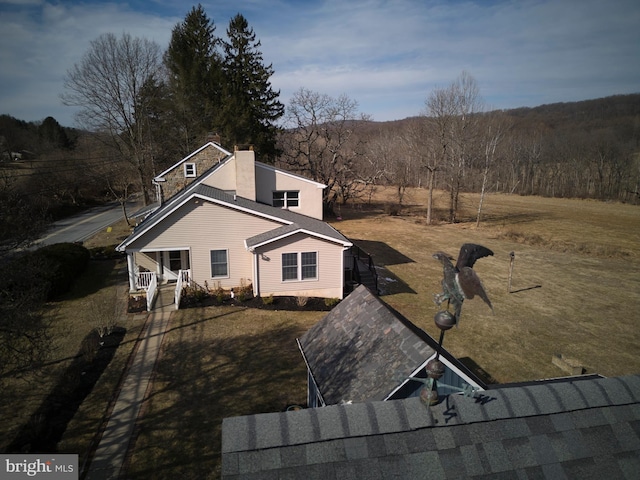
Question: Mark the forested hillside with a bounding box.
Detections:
[1,93,639,236]
[276,91,640,222]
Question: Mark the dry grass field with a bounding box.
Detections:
[2,188,637,478]
[0,257,147,459]
[124,187,639,478]
[336,187,640,383]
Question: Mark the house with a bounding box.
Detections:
[221,373,640,478]
[116,142,354,303]
[297,285,486,408]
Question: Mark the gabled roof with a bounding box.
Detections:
[221,374,640,479]
[153,142,232,180]
[117,182,351,251]
[255,160,326,189]
[297,285,480,405]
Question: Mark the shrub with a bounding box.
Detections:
[384,203,401,216]
[262,295,274,305]
[296,296,309,307]
[236,278,252,302]
[324,297,340,308]
[32,242,90,299]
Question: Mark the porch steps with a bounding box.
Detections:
[356,259,379,295]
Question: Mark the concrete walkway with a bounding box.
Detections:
[85,285,175,480]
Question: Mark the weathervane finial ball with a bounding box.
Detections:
[434,310,456,330]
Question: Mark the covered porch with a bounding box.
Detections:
[125,248,191,291]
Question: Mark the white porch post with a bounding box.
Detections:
[252,252,260,297]
[127,252,136,291]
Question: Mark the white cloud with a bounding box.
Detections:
[1,0,638,126]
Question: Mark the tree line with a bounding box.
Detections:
[2,6,638,251]
[277,75,639,222]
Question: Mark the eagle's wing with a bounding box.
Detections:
[456,243,494,270]
[456,267,493,312]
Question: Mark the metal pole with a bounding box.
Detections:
[508,251,515,293]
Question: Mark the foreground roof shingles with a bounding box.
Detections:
[221,374,640,479]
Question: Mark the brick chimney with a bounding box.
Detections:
[234,146,256,201]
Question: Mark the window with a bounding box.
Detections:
[169,250,182,272]
[301,252,317,279]
[210,250,228,277]
[184,163,196,178]
[282,253,298,281]
[282,252,317,281]
[273,191,299,208]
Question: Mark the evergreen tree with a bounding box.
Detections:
[39,116,71,150]
[222,14,284,161]
[164,4,223,154]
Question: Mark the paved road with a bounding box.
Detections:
[34,200,140,247]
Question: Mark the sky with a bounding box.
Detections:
[1,0,639,127]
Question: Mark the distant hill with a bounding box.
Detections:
[501,93,640,131]
[0,114,80,159]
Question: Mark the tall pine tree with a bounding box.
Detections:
[222,14,284,161]
[164,4,223,154]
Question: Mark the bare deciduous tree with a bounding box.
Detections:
[278,88,370,214]
[476,112,511,227]
[62,32,163,205]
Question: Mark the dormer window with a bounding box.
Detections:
[184,163,196,178]
[273,190,299,208]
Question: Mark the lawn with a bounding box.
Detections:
[3,189,638,480]
[125,306,324,479]
[124,187,640,478]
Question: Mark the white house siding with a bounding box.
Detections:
[202,157,236,192]
[253,232,345,299]
[135,251,158,273]
[128,199,281,290]
[254,163,324,220]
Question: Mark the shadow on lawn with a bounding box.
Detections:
[126,320,312,479]
[350,239,417,295]
[6,327,126,453]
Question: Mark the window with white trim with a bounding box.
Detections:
[301,252,317,279]
[273,190,299,208]
[282,252,317,281]
[210,249,228,277]
[282,253,298,281]
[184,163,196,178]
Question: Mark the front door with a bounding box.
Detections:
[161,250,190,281]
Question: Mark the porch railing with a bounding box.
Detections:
[137,271,155,290]
[174,269,191,310]
[349,245,378,294]
[146,273,158,311]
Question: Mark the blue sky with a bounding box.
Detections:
[1,0,639,127]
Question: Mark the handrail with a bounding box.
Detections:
[175,270,184,310]
[174,269,191,310]
[146,273,158,311]
[350,245,378,294]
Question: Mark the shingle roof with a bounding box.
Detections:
[192,184,351,247]
[117,180,351,251]
[298,285,438,405]
[221,374,640,479]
